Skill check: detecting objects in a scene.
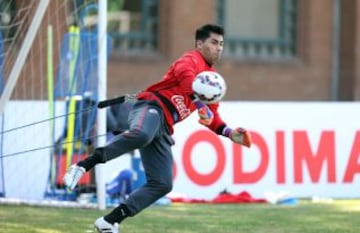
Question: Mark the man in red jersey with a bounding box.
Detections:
[64,24,251,233]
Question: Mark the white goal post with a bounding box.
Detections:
[96,0,107,211]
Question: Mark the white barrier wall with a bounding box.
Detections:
[1,101,359,200]
[171,102,360,199]
[0,101,66,200]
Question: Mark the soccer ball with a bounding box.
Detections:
[192,71,227,104]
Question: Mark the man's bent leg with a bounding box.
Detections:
[103,138,173,224]
[81,101,162,168]
[123,135,173,216]
[64,101,162,190]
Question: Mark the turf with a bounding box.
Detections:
[0,200,359,233]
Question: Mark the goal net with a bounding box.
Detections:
[0,0,111,207]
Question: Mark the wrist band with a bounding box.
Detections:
[222,127,232,137]
[193,99,206,109]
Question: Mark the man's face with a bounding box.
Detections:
[196,32,224,65]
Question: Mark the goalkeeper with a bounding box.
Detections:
[64,23,251,233]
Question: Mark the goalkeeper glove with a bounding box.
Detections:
[197,106,214,126]
[193,98,214,126]
[222,127,252,147]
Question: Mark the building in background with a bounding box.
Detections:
[1,0,359,101]
[105,0,360,101]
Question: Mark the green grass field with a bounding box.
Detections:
[0,200,359,233]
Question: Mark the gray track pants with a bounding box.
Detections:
[100,100,174,216]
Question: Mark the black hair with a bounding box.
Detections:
[195,24,224,41]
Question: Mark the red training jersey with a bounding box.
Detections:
[137,50,226,134]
